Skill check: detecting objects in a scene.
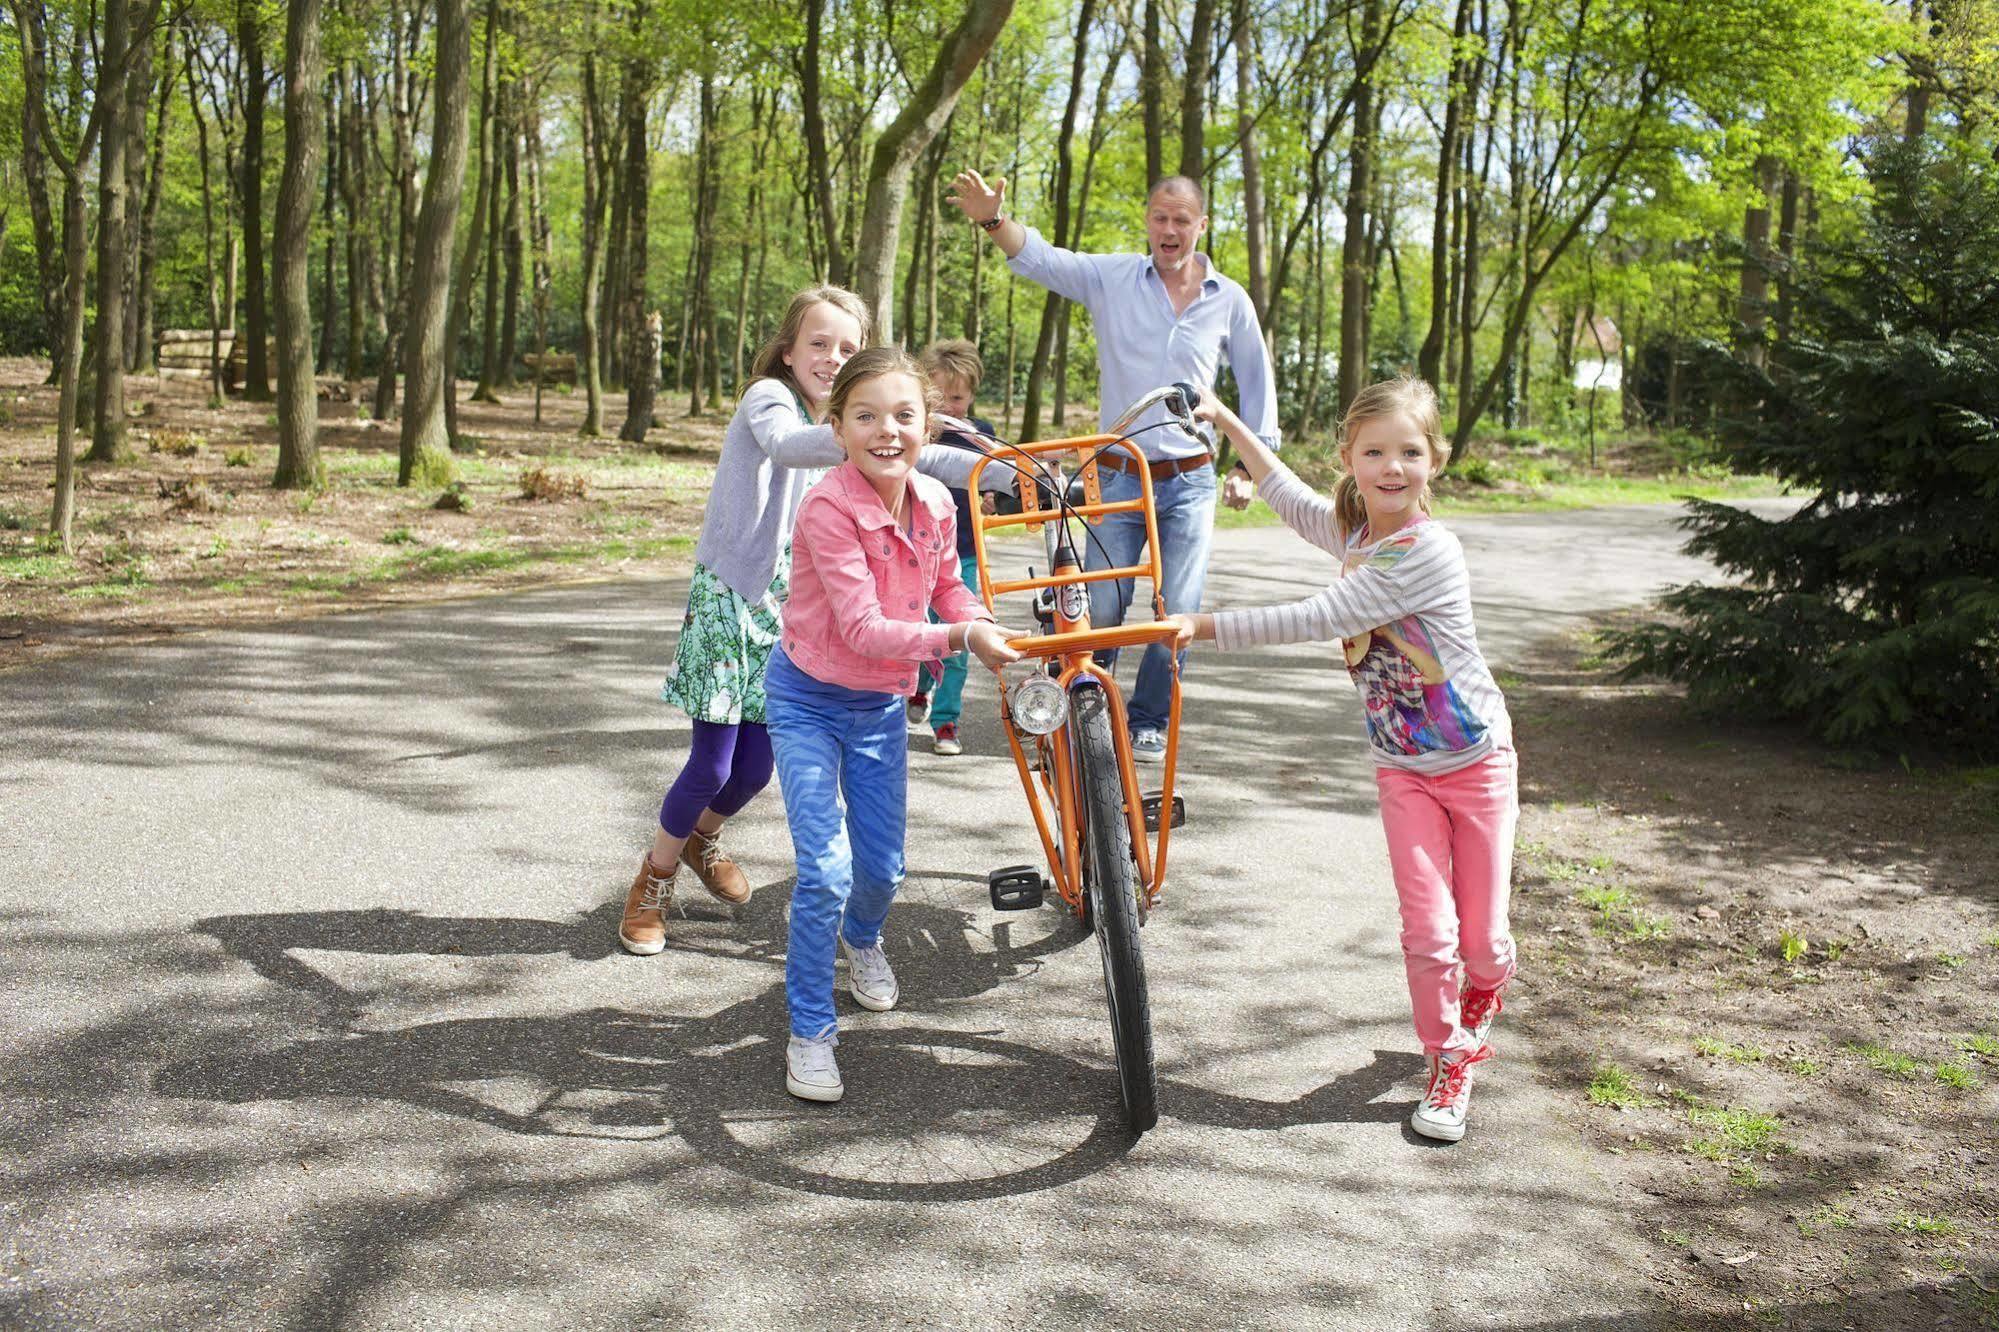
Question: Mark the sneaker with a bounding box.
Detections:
[684,825,751,905]
[1131,727,1166,764]
[785,1030,843,1102]
[841,936,899,1011]
[1410,1045,1493,1143]
[906,693,930,724]
[618,855,676,956]
[932,723,962,756]
[1461,985,1505,1048]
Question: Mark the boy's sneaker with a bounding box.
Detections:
[1461,985,1504,1048]
[785,1030,843,1102]
[618,855,676,956]
[932,723,963,756]
[906,693,930,724]
[1132,728,1166,764]
[1410,1044,1493,1143]
[841,937,899,1011]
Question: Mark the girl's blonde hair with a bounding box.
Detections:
[825,346,939,429]
[746,284,872,400]
[1331,376,1452,542]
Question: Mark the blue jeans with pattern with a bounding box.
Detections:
[765,646,908,1040]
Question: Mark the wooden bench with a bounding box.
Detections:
[521,351,578,387]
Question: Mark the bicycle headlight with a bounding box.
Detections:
[1008,675,1067,736]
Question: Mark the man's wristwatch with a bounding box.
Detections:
[978,215,1006,233]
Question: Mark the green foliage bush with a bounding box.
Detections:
[1609,139,1999,751]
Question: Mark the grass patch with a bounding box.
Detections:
[1587,1063,1660,1110]
[1934,1061,1980,1089]
[0,549,75,581]
[1683,1098,1783,1160]
[1850,1042,1925,1080]
[1891,1210,1958,1237]
[1960,1032,1999,1059]
[1729,1163,1765,1189]
[1578,884,1632,912]
[1796,1204,1855,1239]
[1694,1037,1768,1065]
[1787,1056,1824,1077]
[1779,929,1809,964]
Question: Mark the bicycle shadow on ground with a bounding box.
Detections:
[157,894,1427,1203]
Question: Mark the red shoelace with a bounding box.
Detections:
[1426,1045,1494,1109]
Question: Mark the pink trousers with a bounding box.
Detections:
[1375,748,1519,1055]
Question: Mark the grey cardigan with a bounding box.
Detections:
[693,376,998,602]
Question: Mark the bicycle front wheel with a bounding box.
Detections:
[1071,685,1158,1133]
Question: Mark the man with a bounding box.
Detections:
[946,168,1280,762]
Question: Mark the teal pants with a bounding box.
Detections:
[917,552,982,727]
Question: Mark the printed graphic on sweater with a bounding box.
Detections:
[1340,533,1488,758]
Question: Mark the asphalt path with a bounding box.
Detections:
[1,503,1780,1331]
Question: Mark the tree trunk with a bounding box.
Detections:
[524,73,553,423]
[687,70,718,417]
[578,50,610,435]
[498,74,523,388]
[374,0,419,420]
[734,86,769,395]
[89,0,139,463]
[1178,0,1217,186]
[315,80,337,372]
[396,0,471,484]
[17,1,63,374]
[1141,0,1164,185]
[120,28,152,374]
[1736,154,1779,369]
[239,0,272,399]
[616,50,657,443]
[1337,0,1382,418]
[131,32,173,376]
[443,0,496,433]
[273,0,324,489]
[1775,168,1800,349]
[183,43,226,404]
[342,62,369,382]
[1021,0,1093,442]
[1418,0,1473,392]
[801,0,846,285]
[1234,0,1268,333]
[851,0,1017,343]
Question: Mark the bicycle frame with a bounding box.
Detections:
[965,432,1183,917]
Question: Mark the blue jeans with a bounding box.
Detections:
[918,552,982,727]
[765,647,908,1040]
[1084,462,1217,734]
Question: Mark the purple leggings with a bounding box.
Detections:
[658,719,775,838]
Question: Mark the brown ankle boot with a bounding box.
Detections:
[684,826,751,905]
[619,855,676,955]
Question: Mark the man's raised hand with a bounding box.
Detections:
[947,170,1005,225]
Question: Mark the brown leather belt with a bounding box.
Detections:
[1095,450,1214,482]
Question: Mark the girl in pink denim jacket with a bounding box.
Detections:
[765,348,1022,1103]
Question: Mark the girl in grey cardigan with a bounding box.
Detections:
[621,285,1003,958]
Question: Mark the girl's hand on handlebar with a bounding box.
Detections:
[965,620,1023,670]
[946,170,1005,224]
[1163,613,1216,651]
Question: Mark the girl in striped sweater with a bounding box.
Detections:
[1168,377,1517,1144]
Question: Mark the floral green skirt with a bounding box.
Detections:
[660,553,789,725]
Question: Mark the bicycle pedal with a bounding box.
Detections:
[1141,792,1187,832]
[988,865,1046,911]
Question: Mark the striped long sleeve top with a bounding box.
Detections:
[1213,464,1512,776]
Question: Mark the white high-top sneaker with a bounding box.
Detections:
[785,1029,843,1102]
[841,937,900,1011]
[1410,1045,1493,1143]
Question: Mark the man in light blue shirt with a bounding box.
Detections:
[948,169,1280,761]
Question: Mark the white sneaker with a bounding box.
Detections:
[841,937,899,1011]
[1132,728,1166,764]
[1410,1045,1492,1142]
[785,1030,843,1102]
[906,694,930,724]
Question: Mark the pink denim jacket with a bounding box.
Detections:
[781,462,995,695]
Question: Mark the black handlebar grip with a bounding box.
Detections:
[1167,381,1203,418]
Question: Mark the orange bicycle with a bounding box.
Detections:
[957,385,1202,1134]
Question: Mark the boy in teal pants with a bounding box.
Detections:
[908,340,995,756]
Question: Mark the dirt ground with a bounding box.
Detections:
[0,357,723,668]
[1506,621,1999,1329]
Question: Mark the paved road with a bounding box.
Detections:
[0,505,1771,1331]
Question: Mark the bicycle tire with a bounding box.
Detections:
[1071,686,1158,1132]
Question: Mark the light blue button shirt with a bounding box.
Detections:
[1007,225,1280,461]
